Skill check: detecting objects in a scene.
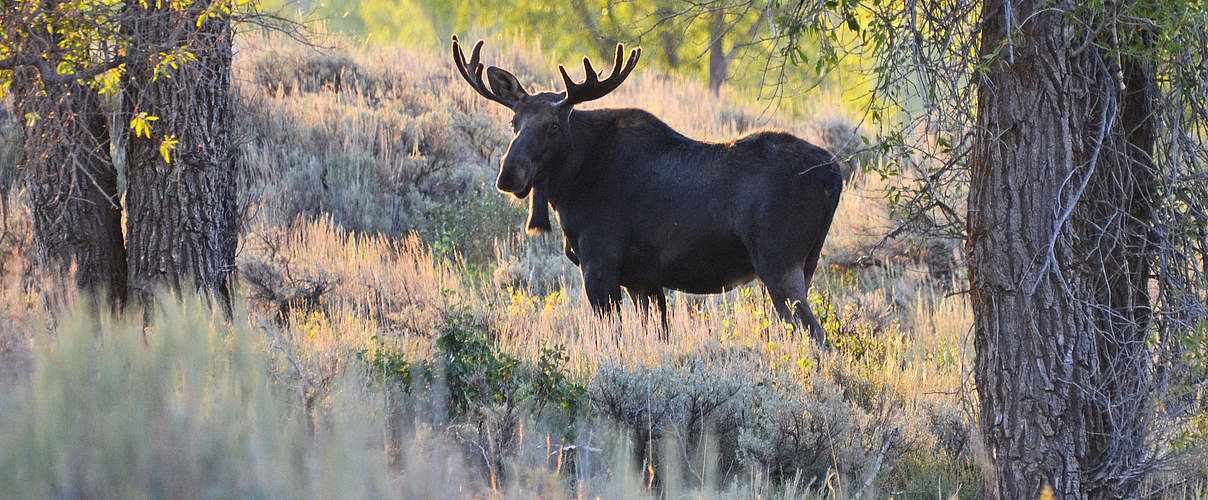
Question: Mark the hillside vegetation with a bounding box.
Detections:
[0,36,986,498]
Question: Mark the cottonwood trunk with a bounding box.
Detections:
[707,11,729,95]
[122,5,238,312]
[14,70,127,305]
[969,2,1154,498]
[656,7,680,70]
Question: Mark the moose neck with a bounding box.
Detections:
[544,108,690,211]
[544,109,601,210]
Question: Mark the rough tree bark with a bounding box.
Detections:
[13,70,127,305]
[968,1,1155,498]
[122,5,238,312]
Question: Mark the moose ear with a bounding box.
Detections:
[486,66,529,104]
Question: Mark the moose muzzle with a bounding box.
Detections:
[496,156,531,195]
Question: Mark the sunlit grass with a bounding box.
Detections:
[0,297,401,498]
[0,35,990,498]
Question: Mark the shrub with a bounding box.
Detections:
[591,347,904,494]
[435,313,526,418]
[251,50,379,97]
[238,45,520,271]
[238,217,466,336]
[591,353,754,490]
[738,372,904,495]
[0,298,400,498]
[877,401,982,499]
[359,312,587,486]
[815,295,890,365]
[361,312,585,422]
[492,232,579,296]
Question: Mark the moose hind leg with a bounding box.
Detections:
[653,289,667,334]
[798,237,829,343]
[760,268,825,343]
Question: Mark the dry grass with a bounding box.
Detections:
[0,35,991,498]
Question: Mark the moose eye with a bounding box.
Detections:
[550,122,559,132]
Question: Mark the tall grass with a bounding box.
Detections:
[0,293,911,499]
[0,34,992,498]
[0,298,402,498]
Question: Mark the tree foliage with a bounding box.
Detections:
[1,0,261,155]
[1,0,275,310]
[262,0,865,98]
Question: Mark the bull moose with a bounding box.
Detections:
[452,36,842,342]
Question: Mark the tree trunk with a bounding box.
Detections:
[122,5,238,312]
[968,2,1154,498]
[656,7,679,70]
[13,70,127,305]
[707,11,729,95]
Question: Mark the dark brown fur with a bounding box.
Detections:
[453,36,842,340]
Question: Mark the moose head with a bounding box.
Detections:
[451,35,641,233]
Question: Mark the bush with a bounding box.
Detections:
[877,402,982,499]
[0,298,399,498]
[492,232,579,296]
[591,347,904,494]
[238,217,467,336]
[239,46,520,271]
[251,51,379,97]
[737,373,904,493]
[813,291,892,365]
[362,312,585,422]
[359,312,587,485]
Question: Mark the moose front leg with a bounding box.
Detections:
[626,285,668,340]
[581,263,623,318]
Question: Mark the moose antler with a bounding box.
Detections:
[555,43,641,107]
[451,35,517,108]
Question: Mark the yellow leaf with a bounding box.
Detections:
[159,135,178,163]
[130,112,159,139]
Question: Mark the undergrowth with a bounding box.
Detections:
[0,34,1001,499]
